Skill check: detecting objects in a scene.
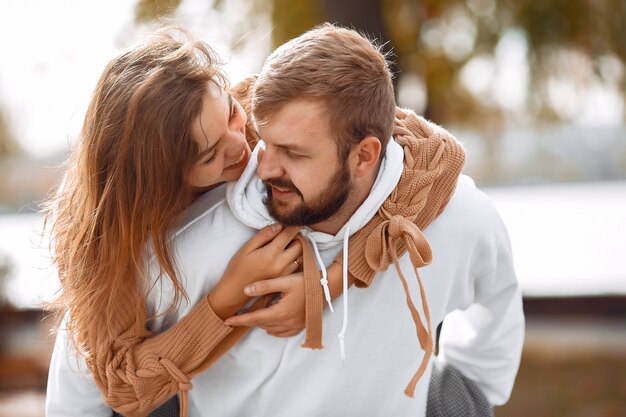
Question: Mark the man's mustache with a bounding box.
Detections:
[263,178,303,197]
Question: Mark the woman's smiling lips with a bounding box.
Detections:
[224,146,250,171]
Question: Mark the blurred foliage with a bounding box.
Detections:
[0,253,13,306]
[131,0,626,131]
[0,108,20,159]
[270,0,325,49]
[135,0,182,22]
[251,0,626,131]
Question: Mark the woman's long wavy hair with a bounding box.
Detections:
[44,28,227,355]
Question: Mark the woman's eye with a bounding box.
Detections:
[204,152,218,165]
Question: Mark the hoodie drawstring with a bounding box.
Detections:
[337,225,351,363]
[303,231,334,313]
[298,229,352,363]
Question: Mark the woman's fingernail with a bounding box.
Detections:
[271,223,283,232]
[244,285,254,295]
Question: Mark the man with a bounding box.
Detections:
[47,24,523,416]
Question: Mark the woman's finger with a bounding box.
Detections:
[243,223,284,251]
[266,226,301,251]
[284,239,303,260]
[280,256,300,276]
[243,276,292,297]
[276,240,303,275]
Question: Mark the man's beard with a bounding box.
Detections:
[263,163,352,226]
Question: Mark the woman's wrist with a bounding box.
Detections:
[207,281,250,320]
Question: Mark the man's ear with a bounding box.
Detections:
[354,136,382,178]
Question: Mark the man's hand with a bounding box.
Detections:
[224,273,306,337]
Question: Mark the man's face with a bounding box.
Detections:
[255,100,353,227]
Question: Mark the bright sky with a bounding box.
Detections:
[0,0,271,158]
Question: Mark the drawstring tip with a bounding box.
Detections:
[320,278,334,312]
[338,333,346,365]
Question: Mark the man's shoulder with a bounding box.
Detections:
[433,175,506,235]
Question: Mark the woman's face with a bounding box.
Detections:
[188,83,251,191]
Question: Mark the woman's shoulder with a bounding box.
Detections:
[174,185,229,235]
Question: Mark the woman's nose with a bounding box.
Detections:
[223,137,244,159]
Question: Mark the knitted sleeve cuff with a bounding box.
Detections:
[133,296,232,375]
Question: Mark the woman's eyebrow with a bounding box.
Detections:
[197,117,218,159]
[198,92,231,159]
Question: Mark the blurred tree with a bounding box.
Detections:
[133,0,626,128]
[133,0,626,183]
[135,0,182,22]
[0,253,13,306]
[0,108,20,158]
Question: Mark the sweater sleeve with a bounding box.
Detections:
[65,294,233,417]
[45,300,233,417]
[51,292,271,417]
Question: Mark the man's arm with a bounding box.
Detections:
[438,209,525,406]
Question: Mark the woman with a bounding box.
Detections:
[45,27,308,417]
[46,26,466,417]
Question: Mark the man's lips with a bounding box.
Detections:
[271,186,295,195]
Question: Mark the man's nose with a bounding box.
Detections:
[256,148,283,180]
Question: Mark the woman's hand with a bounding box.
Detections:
[221,261,354,337]
[208,224,302,320]
[224,272,306,337]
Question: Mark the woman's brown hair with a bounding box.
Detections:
[44,27,227,356]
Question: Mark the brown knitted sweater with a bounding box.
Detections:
[85,76,465,417]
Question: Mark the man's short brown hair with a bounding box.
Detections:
[252,23,396,160]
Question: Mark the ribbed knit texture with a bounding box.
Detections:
[87,293,232,417]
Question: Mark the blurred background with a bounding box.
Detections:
[0,0,625,416]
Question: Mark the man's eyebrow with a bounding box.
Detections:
[275,142,309,153]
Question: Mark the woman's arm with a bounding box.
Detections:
[51,224,302,417]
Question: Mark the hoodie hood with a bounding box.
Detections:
[226,138,405,247]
